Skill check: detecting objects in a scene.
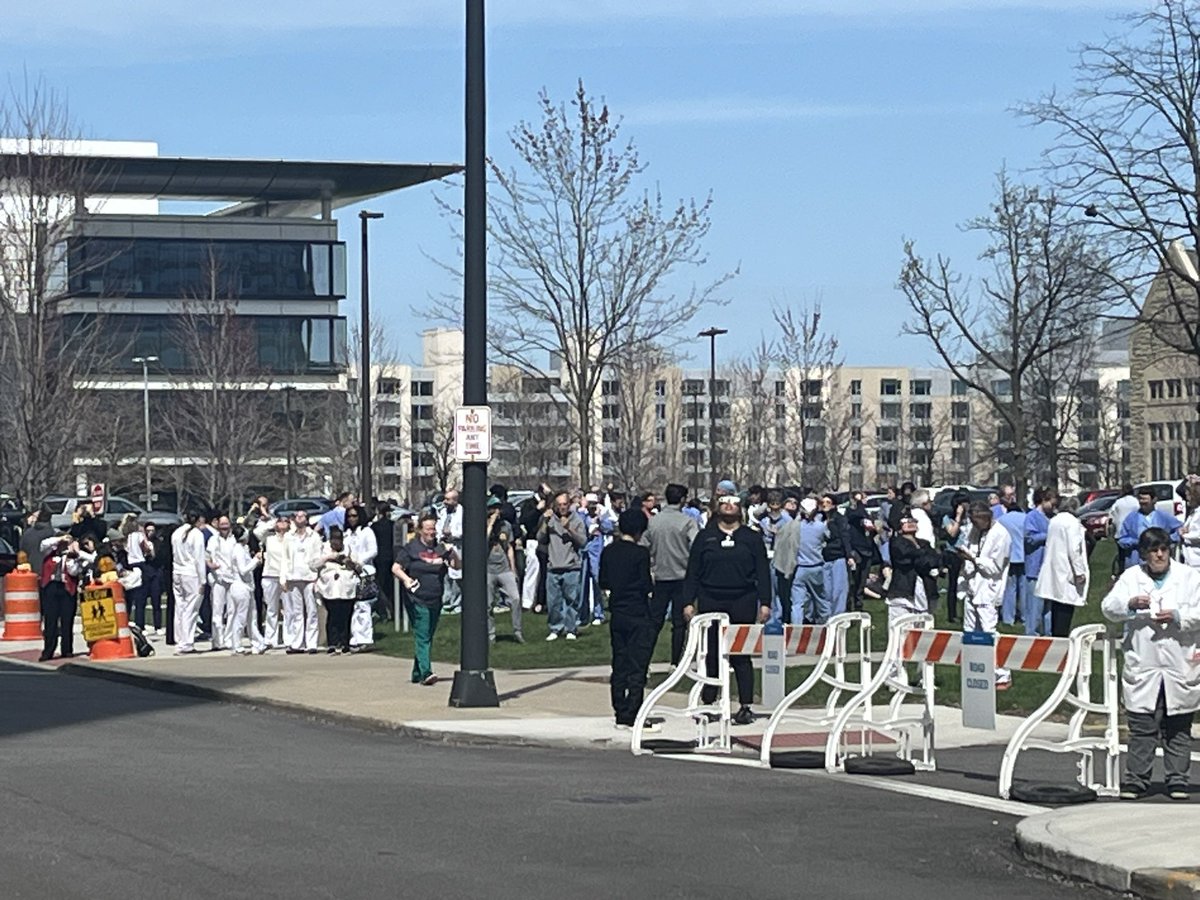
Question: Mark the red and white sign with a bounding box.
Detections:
[453,406,492,463]
[90,482,106,515]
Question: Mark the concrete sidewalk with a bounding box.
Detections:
[1017,804,1200,897]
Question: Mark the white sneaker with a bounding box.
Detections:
[544,632,559,642]
[144,626,157,636]
[565,633,577,641]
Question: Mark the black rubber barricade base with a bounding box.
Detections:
[640,739,698,754]
[1008,781,1098,805]
[769,750,827,769]
[842,755,917,776]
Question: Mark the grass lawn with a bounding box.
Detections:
[373,541,1123,713]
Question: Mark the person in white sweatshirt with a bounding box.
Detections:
[342,505,378,652]
[224,525,262,655]
[253,514,291,651]
[205,515,238,651]
[311,527,361,654]
[282,509,324,653]
[957,500,1013,688]
[171,514,208,654]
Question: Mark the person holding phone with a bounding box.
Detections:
[957,500,1013,690]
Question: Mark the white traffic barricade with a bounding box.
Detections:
[758,612,874,767]
[632,612,733,755]
[824,614,1120,798]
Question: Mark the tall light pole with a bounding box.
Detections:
[283,386,297,497]
[132,355,158,510]
[359,209,384,507]
[698,327,727,498]
[450,0,498,708]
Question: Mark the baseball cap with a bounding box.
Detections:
[800,498,817,515]
[584,492,600,503]
[716,479,738,495]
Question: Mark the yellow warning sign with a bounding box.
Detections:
[80,586,118,643]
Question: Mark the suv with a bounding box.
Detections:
[43,495,183,532]
[268,497,332,518]
[1134,480,1185,524]
[930,485,999,523]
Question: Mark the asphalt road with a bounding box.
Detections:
[0,660,1120,900]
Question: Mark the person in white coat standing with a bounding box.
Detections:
[957,500,1013,689]
[170,514,208,654]
[1035,509,1090,637]
[1101,527,1200,800]
[253,514,291,651]
[205,516,238,651]
[282,509,324,653]
[1177,476,1200,574]
[342,505,378,652]
[225,525,261,655]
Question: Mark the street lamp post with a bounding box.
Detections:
[283,386,297,497]
[697,327,727,498]
[359,210,384,508]
[449,0,498,708]
[131,355,158,510]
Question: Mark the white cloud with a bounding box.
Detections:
[623,96,997,125]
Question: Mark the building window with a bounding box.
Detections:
[909,402,932,420]
[412,427,433,445]
[654,425,666,446]
[1150,423,1165,441]
[1168,421,1183,441]
[879,402,901,420]
[876,425,899,443]
[880,378,901,395]
[602,403,620,420]
[851,449,862,465]
[713,379,731,397]
[382,451,402,467]
[1168,379,1183,399]
[912,426,932,443]
[602,380,620,396]
[774,380,786,397]
[851,426,862,442]
[1151,448,1165,480]
[850,379,862,396]
[991,378,1012,396]
[1171,447,1184,479]
[655,402,666,421]
[411,380,434,397]
[1149,380,1164,400]
[878,449,898,466]
[851,403,862,420]
[951,448,969,465]
[411,404,434,421]
[951,379,968,396]
[910,379,931,396]
[951,424,969,442]
[682,379,705,395]
[654,380,666,398]
[377,378,402,395]
[951,401,970,419]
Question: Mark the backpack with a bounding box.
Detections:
[128,623,156,658]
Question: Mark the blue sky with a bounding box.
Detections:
[1,0,1135,366]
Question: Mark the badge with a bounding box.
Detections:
[721,536,735,548]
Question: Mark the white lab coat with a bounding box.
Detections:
[913,508,936,546]
[1101,560,1200,715]
[282,529,323,584]
[1180,507,1200,569]
[958,523,1011,609]
[1034,511,1090,607]
[344,525,378,646]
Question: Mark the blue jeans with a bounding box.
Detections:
[823,559,849,618]
[1022,577,1050,636]
[791,566,827,624]
[547,570,581,636]
[770,570,794,626]
[1002,564,1025,625]
[581,556,604,623]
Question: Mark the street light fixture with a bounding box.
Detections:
[359,209,384,507]
[697,327,728,499]
[131,355,159,511]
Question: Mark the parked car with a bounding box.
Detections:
[1075,494,1120,547]
[268,497,332,518]
[1134,480,1186,524]
[930,485,999,523]
[42,495,183,532]
[1076,488,1119,507]
[0,536,16,577]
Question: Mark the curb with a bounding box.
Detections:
[1014,812,1130,892]
[56,662,626,753]
[1130,868,1200,900]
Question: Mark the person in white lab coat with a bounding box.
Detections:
[342,506,378,652]
[205,516,238,651]
[1101,527,1200,800]
[282,510,324,653]
[311,526,361,654]
[171,514,208,654]
[1178,476,1200,574]
[224,525,262,655]
[253,514,291,652]
[1034,510,1090,637]
[957,500,1013,688]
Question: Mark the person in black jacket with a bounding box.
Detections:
[818,493,854,617]
[600,508,654,728]
[683,488,772,726]
[844,494,878,611]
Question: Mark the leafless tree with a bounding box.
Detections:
[723,338,778,486]
[772,301,842,489]
[1021,0,1200,369]
[899,173,1115,499]
[434,81,732,484]
[1024,325,1100,488]
[0,78,122,501]
[605,345,674,493]
[823,371,872,491]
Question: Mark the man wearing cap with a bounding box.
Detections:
[579,492,614,626]
[683,484,772,725]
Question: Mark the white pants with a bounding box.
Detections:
[226,584,251,654]
[963,600,1010,683]
[172,573,203,651]
[350,600,374,646]
[255,577,284,650]
[210,582,231,650]
[521,540,540,610]
[283,582,320,650]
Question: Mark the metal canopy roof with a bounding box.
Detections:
[0,153,462,215]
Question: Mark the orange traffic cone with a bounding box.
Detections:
[1,567,42,641]
[82,567,135,661]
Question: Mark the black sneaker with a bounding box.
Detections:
[732,706,755,726]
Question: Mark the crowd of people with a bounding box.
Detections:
[10,473,1199,799]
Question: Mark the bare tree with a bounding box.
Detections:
[435,81,732,484]
[772,302,842,489]
[0,79,121,501]
[426,401,459,495]
[489,367,572,490]
[899,173,1114,499]
[1021,0,1200,370]
[605,345,673,493]
[723,338,778,487]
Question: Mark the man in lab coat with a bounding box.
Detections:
[282,509,324,653]
[171,514,207,655]
[1101,527,1200,800]
[1034,508,1090,637]
[957,500,1012,689]
[205,515,238,651]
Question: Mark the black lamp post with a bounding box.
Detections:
[698,326,728,497]
[449,0,499,708]
[359,209,384,507]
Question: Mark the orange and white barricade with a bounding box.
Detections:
[824,614,1120,798]
[757,612,874,767]
[2,568,43,641]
